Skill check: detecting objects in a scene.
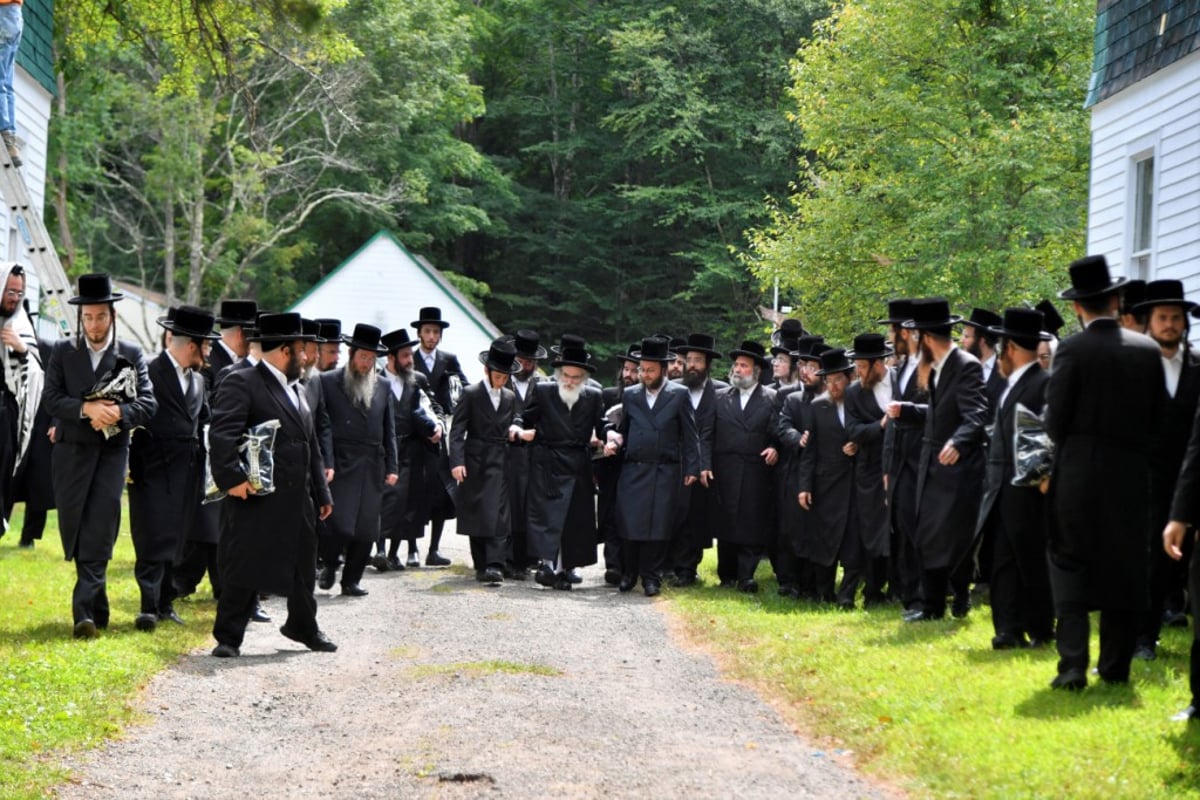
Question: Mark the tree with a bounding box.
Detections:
[745,0,1093,342]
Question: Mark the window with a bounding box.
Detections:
[1131,154,1154,281]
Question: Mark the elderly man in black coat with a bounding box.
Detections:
[317,324,399,597]
[974,309,1054,650]
[43,274,157,639]
[889,298,988,622]
[209,313,335,658]
[1045,256,1167,690]
[128,306,218,632]
[605,337,703,596]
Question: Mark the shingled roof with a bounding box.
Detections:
[1086,0,1200,107]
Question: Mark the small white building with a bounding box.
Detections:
[1085,1,1200,286]
[289,231,502,382]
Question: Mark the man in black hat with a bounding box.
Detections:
[1119,279,1148,332]
[43,274,157,638]
[451,339,530,584]
[209,313,335,657]
[1044,255,1166,689]
[596,343,640,584]
[0,263,43,531]
[314,319,342,372]
[889,297,988,622]
[298,318,335,482]
[317,324,399,597]
[505,330,547,578]
[669,333,725,586]
[127,306,218,632]
[667,337,687,382]
[1035,299,1066,372]
[975,309,1054,649]
[1132,280,1200,660]
[844,333,896,607]
[210,300,258,375]
[520,335,606,590]
[712,341,779,592]
[411,306,465,567]
[374,328,442,572]
[604,337,703,595]
[960,308,1005,410]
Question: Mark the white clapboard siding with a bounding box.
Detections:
[289,231,502,382]
[1087,51,1200,291]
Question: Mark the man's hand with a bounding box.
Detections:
[47,425,56,444]
[324,468,335,483]
[1164,521,1188,561]
[700,469,714,488]
[799,430,810,448]
[385,472,398,486]
[319,504,333,521]
[762,447,779,466]
[883,474,889,493]
[429,427,443,444]
[1038,476,1050,495]
[451,465,467,484]
[879,415,888,429]
[684,475,697,486]
[83,399,121,431]
[227,481,256,500]
[603,441,620,457]
[886,401,902,419]
[843,441,858,457]
[0,328,25,354]
[798,491,812,510]
[938,442,960,466]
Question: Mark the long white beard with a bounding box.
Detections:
[345,366,378,409]
[730,373,757,392]
[557,381,582,410]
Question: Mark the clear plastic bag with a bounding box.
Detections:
[203,419,282,503]
[1011,402,1053,487]
[84,358,138,439]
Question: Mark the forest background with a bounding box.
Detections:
[49,0,1094,369]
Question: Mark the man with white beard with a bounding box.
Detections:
[520,335,606,591]
[317,324,398,596]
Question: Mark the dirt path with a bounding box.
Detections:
[56,531,882,799]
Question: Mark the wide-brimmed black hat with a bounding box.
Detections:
[1120,279,1146,314]
[1035,300,1065,336]
[510,329,547,360]
[615,343,641,364]
[68,273,124,305]
[479,338,521,374]
[961,307,1003,330]
[846,333,894,361]
[902,298,963,330]
[342,323,388,355]
[411,306,450,329]
[1132,279,1196,314]
[301,318,322,341]
[381,328,420,352]
[1059,255,1127,300]
[314,318,342,343]
[215,299,257,327]
[674,333,722,359]
[633,336,675,363]
[551,333,585,355]
[248,312,305,343]
[667,337,687,357]
[157,305,219,340]
[770,318,805,348]
[792,334,827,362]
[550,334,595,372]
[816,347,854,377]
[988,308,1052,346]
[876,299,915,326]
[727,340,771,368]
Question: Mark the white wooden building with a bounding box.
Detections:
[289,231,502,382]
[1085,1,1200,287]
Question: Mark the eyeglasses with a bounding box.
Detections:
[3,289,23,299]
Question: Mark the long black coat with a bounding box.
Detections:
[796,396,856,566]
[712,383,778,547]
[1148,351,1200,530]
[613,381,703,542]
[380,371,439,541]
[507,374,543,536]
[210,362,332,595]
[882,357,927,523]
[302,371,335,472]
[320,368,399,543]
[450,381,514,540]
[676,378,728,550]
[897,347,988,570]
[414,348,466,415]
[520,382,605,567]
[413,349,462,518]
[1045,318,1165,610]
[775,389,812,556]
[128,352,207,563]
[845,379,890,558]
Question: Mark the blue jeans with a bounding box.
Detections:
[0,5,22,133]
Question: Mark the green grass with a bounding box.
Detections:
[667,557,1200,799]
[0,503,216,799]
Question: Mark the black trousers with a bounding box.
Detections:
[322,537,372,588]
[990,523,1054,640]
[889,474,923,609]
[773,540,803,589]
[175,541,221,598]
[134,559,178,614]
[918,564,969,618]
[1187,536,1200,706]
[72,560,110,627]
[716,541,762,583]
[20,506,46,543]
[620,539,668,582]
[1050,553,1137,681]
[469,535,508,571]
[1139,534,1193,648]
[213,566,318,649]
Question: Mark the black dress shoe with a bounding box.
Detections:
[504,564,528,581]
[552,572,572,591]
[737,579,759,594]
[425,552,451,567]
[1163,609,1189,628]
[618,575,637,593]
[671,572,698,588]
[387,556,405,571]
[279,624,338,652]
[777,582,798,597]
[1027,634,1054,648]
[604,569,622,586]
[212,643,241,658]
[719,579,736,589]
[17,538,33,549]
[341,584,369,597]
[991,633,1027,650]
[643,579,661,597]
[73,619,98,639]
[370,554,390,573]
[250,604,272,623]
[157,609,185,625]
[904,610,945,622]
[406,552,421,568]
[318,565,337,590]
[951,596,971,619]
[567,568,583,584]
[534,564,557,587]
[481,567,504,585]
[134,613,157,632]
[1050,669,1087,691]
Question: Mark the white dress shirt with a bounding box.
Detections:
[738,384,756,410]
[1163,349,1184,398]
[871,370,893,413]
[487,385,502,411]
[420,347,437,372]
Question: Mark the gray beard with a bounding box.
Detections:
[730,373,757,392]
[557,381,582,410]
[345,366,378,409]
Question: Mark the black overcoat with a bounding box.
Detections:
[507,374,543,536]
[976,363,1049,543]
[43,339,157,562]
[210,362,332,595]
[676,378,728,550]
[796,396,856,566]
[449,381,514,540]
[774,389,811,556]
[711,383,778,547]
[845,379,890,558]
[414,348,466,415]
[302,371,336,472]
[380,371,439,541]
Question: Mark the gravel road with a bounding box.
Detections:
[56,531,885,799]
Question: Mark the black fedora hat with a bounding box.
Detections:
[551,333,586,355]
[550,334,595,373]
[1034,300,1065,336]
[479,338,521,374]
[902,298,963,330]
[1059,255,1127,300]
[157,304,219,340]
[961,307,1003,330]
[727,340,771,368]
[68,273,124,305]
[668,337,687,356]
[381,327,420,352]
[876,299,915,326]
[510,329,547,360]
[215,299,258,327]
[411,306,450,329]
[815,347,854,377]
[1132,279,1196,314]
[301,318,322,341]
[314,318,342,343]
[633,336,675,363]
[674,332,722,359]
[248,312,305,343]
[771,318,805,348]
[846,333,894,361]
[342,323,388,355]
[1120,279,1146,314]
[615,343,642,364]
[988,308,1052,345]
[792,334,827,362]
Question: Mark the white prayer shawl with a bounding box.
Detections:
[0,262,43,510]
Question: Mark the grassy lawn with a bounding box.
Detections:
[667,557,1200,800]
[0,503,215,799]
